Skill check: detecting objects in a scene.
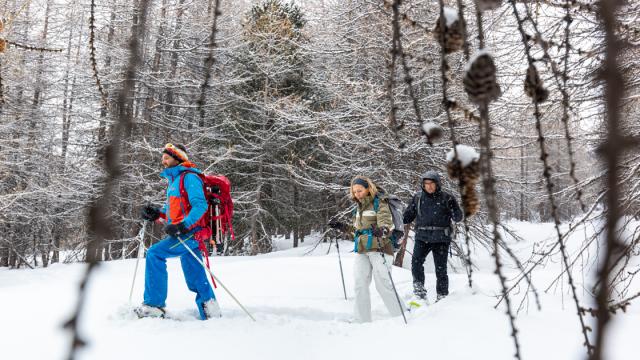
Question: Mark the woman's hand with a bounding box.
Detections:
[371,225,389,238]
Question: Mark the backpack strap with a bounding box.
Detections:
[178,172,188,199]
[178,172,192,217]
[373,195,379,212]
[353,228,374,253]
[178,170,204,205]
[178,170,205,230]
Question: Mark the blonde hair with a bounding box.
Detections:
[349,175,379,201]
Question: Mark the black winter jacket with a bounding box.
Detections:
[403,186,463,243]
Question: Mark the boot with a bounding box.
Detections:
[413,283,427,300]
[436,293,447,302]
[203,298,222,319]
[134,304,166,319]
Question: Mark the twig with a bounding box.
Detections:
[197,0,222,126]
[387,0,402,135]
[5,39,63,52]
[590,0,628,359]
[580,291,640,317]
[0,239,35,269]
[451,0,474,289]
[473,5,521,359]
[89,0,108,109]
[64,1,151,359]
[521,2,587,212]
[0,57,4,105]
[509,0,593,353]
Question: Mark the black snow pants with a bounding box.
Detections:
[411,240,450,296]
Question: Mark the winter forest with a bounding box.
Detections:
[1,0,639,359]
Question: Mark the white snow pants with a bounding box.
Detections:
[353,251,403,322]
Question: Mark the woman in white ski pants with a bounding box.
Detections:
[329,176,403,322]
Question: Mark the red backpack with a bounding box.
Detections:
[178,171,236,245]
[178,171,235,288]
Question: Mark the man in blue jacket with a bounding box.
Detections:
[136,143,220,320]
[403,171,463,302]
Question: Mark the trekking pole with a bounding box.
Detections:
[215,204,222,245]
[175,234,257,322]
[333,232,348,300]
[215,204,223,254]
[209,206,214,252]
[128,221,148,303]
[373,227,407,325]
[327,214,349,299]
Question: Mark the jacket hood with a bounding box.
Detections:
[421,170,441,192]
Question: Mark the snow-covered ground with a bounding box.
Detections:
[1,221,639,360]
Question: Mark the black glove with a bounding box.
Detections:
[371,225,389,238]
[164,222,189,238]
[141,205,161,221]
[328,219,349,233]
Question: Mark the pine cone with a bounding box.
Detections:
[462,160,481,183]
[524,64,549,103]
[447,159,464,180]
[422,121,444,144]
[448,157,481,217]
[433,10,464,54]
[463,52,501,105]
[447,155,480,182]
[462,182,480,217]
[475,0,503,11]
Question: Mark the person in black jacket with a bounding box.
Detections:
[402,170,463,302]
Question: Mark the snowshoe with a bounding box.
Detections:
[436,294,447,302]
[406,295,429,312]
[133,304,166,319]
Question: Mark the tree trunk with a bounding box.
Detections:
[250,164,264,255]
[293,184,299,247]
[164,0,186,121]
[51,231,60,264]
[31,0,51,109]
[519,140,526,221]
[297,227,304,244]
[9,246,17,268]
[393,224,410,267]
[97,2,117,145]
[61,24,81,165]
[32,237,38,268]
[144,0,167,125]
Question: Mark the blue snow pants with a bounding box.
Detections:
[143,233,215,320]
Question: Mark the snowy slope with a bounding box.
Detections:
[1,221,639,360]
